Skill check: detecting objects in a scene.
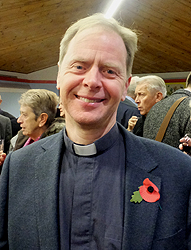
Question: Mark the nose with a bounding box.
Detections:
[135,96,139,104]
[83,66,102,90]
[17,116,22,124]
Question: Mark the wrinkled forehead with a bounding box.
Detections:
[135,82,150,93]
[20,104,33,113]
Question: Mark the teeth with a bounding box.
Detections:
[79,97,100,103]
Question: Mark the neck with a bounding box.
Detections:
[185,86,191,92]
[65,120,115,145]
[30,126,47,141]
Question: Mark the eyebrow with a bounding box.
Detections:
[70,57,88,64]
[69,56,124,75]
[102,62,122,72]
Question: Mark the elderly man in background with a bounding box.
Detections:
[126,76,140,106]
[116,76,140,128]
[1,13,191,250]
[143,71,191,148]
[127,75,167,136]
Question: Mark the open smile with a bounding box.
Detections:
[75,95,105,103]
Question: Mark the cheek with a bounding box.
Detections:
[105,81,125,100]
[26,118,35,128]
[145,98,155,111]
[25,120,32,130]
[60,74,81,97]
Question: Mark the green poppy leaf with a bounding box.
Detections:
[130,190,143,203]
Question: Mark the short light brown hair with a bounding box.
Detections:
[58,13,138,79]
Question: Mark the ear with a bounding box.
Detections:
[38,113,48,127]
[0,99,2,105]
[155,92,163,103]
[128,75,132,85]
[121,77,131,101]
[56,63,60,90]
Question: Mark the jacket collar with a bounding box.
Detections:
[172,88,191,97]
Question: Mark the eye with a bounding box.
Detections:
[103,68,117,79]
[107,69,115,75]
[71,63,87,74]
[76,65,83,70]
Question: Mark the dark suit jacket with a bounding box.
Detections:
[0,124,191,249]
[117,99,140,128]
[133,115,146,137]
[0,114,12,154]
[0,109,21,137]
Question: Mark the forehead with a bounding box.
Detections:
[64,26,127,65]
[20,105,34,114]
[135,82,150,93]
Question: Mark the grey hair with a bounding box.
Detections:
[19,89,59,126]
[127,76,140,98]
[138,75,167,98]
[58,13,138,78]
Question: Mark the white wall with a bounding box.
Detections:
[1,67,190,81]
[0,66,190,117]
[0,65,58,81]
[136,71,190,80]
[0,66,59,117]
[27,66,58,81]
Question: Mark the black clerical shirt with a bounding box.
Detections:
[59,124,125,249]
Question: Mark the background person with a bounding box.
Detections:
[116,76,140,128]
[143,71,191,148]
[127,75,167,136]
[0,114,12,154]
[179,99,191,155]
[0,95,21,137]
[1,13,191,250]
[13,89,63,150]
[0,114,12,172]
[179,133,191,155]
[126,76,140,106]
[58,101,65,118]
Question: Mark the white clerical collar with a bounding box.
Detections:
[73,143,97,156]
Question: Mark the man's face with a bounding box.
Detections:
[17,105,41,137]
[59,102,65,118]
[57,27,129,130]
[135,83,159,116]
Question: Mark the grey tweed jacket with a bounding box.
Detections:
[143,89,191,148]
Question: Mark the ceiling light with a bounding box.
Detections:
[104,0,124,18]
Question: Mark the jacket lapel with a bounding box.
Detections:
[123,167,161,250]
[33,132,64,249]
[119,124,162,250]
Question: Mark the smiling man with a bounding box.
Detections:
[1,13,191,250]
[57,25,129,143]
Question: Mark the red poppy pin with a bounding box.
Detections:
[130,178,160,203]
